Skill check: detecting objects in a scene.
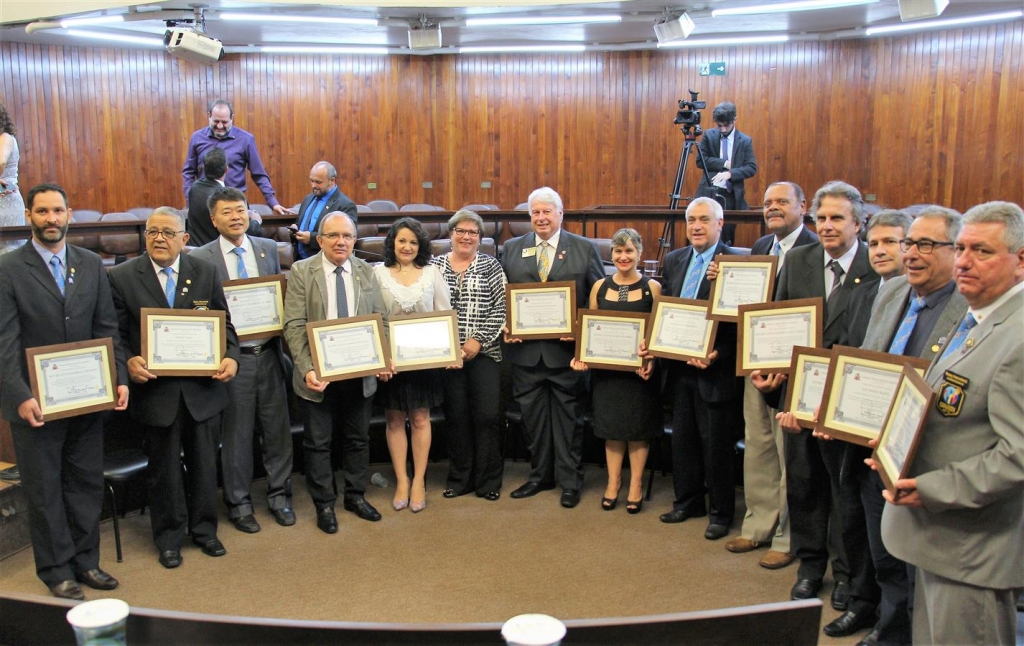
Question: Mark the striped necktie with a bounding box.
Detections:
[232,247,249,279]
[826,260,845,301]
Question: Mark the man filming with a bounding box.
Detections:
[696,101,757,210]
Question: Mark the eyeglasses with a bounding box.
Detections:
[452,228,481,238]
[899,238,954,254]
[145,229,184,239]
[320,233,356,242]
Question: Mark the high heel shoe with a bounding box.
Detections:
[626,499,643,514]
[393,498,409,511]
[410,499,427,513]
[601,495,618,511]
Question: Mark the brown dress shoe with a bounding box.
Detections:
[725,537,763,553]
[50,580,85,600]
[759,550,795,569]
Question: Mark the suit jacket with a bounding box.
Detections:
[283,253,383,402]
[696,129,758,210]
[0,243,128,422]
[882,290,1024,590]
[501,229,605,368]
[294,189,358,258]
[838,277,881,349]
[662,240,743,402]
[860,276,968,360]
[186,178,222,247]
[107,252,240,427]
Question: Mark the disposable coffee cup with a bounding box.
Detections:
[66,598,129,645]
[501,613,566,646]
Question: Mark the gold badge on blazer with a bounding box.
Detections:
[936,370,969,417]
[192,300,210,311]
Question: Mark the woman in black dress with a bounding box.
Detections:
[571,228,662,513]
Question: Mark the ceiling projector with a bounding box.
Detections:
[164,28,224,63]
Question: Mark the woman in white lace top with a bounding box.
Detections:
[374,218,451,513]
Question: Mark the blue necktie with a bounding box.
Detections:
[334,266,349,318]
[771,241,781,256]
[888,296,926,355]
[940,313,977,361]
[232,247,249,279]
[681,254,704,299]
[49,256,65,296]
[299,197,322,234]
[163,267,176,306]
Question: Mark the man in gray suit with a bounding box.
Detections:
[191,187,295,533]
[501,187,604,508]
[0,183,128,599]
[879,201,1024,645]
[284,211,386,534]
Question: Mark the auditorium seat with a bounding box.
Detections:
[460,203,499,212]
[67,209,103,252]
[514,202,529,210]
[98,212,143,265]
[366,199,399,213]
[356,204,371,213]
[400,203,444,212]
[126,207,154,219]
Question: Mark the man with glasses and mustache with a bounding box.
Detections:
[108,207,240,569]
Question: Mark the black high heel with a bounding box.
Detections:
[626,499,643,514]
[601,496,618,511]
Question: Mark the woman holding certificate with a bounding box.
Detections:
[375,218,452,513]
[570,229,661,513]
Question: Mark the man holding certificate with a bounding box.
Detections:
[109,207,240,569]
[501,187,604,509]
[191,187,295,533]
[0,183,129,599]
[879,202,1024,645]
[657,197,743,541]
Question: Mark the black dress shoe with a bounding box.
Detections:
[316,508,338,534]
[560,489,580,508]
[343,497,382,522]
[659,509,706,524]
[271,507,296,526]
[194,538,227,557]
[704,523,730,540]
[823,610,876,637]
[50,580,85,600]
[75,568,119,590]
[481,491,501,501]
[232,515,261,534]
[158,550,182,569]
[855,627,880,646]
[510,481,555,499]
[831,580,852,611]
[790,578,823,600]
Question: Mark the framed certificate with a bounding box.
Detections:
[575,310,648,371]
[783,346,833,429]
[141,308,226,377]
[25,338,118,421]
[873,366,935,497]
[708,255,778,321]
[389,310,462,371]
[307,314,389,382]
[505,281,576,340]
[645,296,718,362]
[816,346,932,446]
[736,298,823,376]
[222,274,286,341]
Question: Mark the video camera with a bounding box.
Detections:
[673,89,707,134]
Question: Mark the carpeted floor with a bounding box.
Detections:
[0,462,867,644]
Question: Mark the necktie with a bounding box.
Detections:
[163,267,176,306]
[232,247,249,279]
[888,296,926,355]
[49,256,65,296]
[334,266,349,318]
[771,241,782,256]
[721,136,729,163]
[681,254,703,299]
[940,313,977,361]
[826,260,845,301]
[537,241,551,282]
[299,196,322,233]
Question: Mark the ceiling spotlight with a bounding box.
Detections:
[654,13,696,44]
[897,0,948,22]
[409,25,442,50]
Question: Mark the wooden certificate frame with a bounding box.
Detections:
[26,338,118,421]
[708,255,778,322]
[575,309,648,372]
[644,297,718,362]
[505,281,577,340]
[141,308,226,377]
[736,297,823,376]
[307,314,389,382]
[873,366,935,497]
[389,310,463,371]
[222,274,286,341]
[783,346,834,429]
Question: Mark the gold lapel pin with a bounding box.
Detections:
[186,279,192,285]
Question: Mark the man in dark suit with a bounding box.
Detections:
[288,161,358,261]
[724,181,817,569]
[0,183,128,599]
[187,148,263,247]
[501,187,604,508]
[108,207,240,569]
[656,197,743,539]
[190,187,295,534]
[695,101,757,210]
[879,201,1024,645]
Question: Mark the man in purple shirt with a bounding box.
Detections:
[182,99,293,216]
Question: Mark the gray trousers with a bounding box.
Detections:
[913,567,1022,645]
[738,378,790,551]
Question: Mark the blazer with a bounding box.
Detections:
[696,129,758,210]
[838,277,881,349]
[283,252,384,402]
[107,252,240,427]
[0,243,128,422]
[294,189,358,257]
[860,276,968,360]
[501,229,605,368]
[662,240,744,402]
[881,290,1024,590]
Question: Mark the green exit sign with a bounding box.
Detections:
[699,62,727,76]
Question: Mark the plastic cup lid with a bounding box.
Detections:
[501,613,567,645]
[66,599,130,628]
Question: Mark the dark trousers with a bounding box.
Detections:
[144,400,221,552]
[669,371,736,525]
[221,347,293,518]
[840,446,881,614]
[862,467,912,645]
[443,354,503,495]
[10,415,104,587]
[511,362,584,491]
[302,379,371,509]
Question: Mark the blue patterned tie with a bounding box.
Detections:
[232,247,249,279]
[939,313,977,361]
[163,267,176,306]
[49,256,65,296]
[771,241,781,256]
[680,254,704,299]
[888,296,926,355]
[334,266,349,317]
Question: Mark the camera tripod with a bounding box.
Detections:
[656,126,715,266]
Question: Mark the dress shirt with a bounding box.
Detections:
[714,131,733,188]
[218,235,259,280]
[31,239,68,284]
[150,255,182,297]
[534,229,562,254]
[321,256,354,320]
[181,126,280,208]
[773,224,806,273]
[969,281,1024,325]
[822,242,859,293]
